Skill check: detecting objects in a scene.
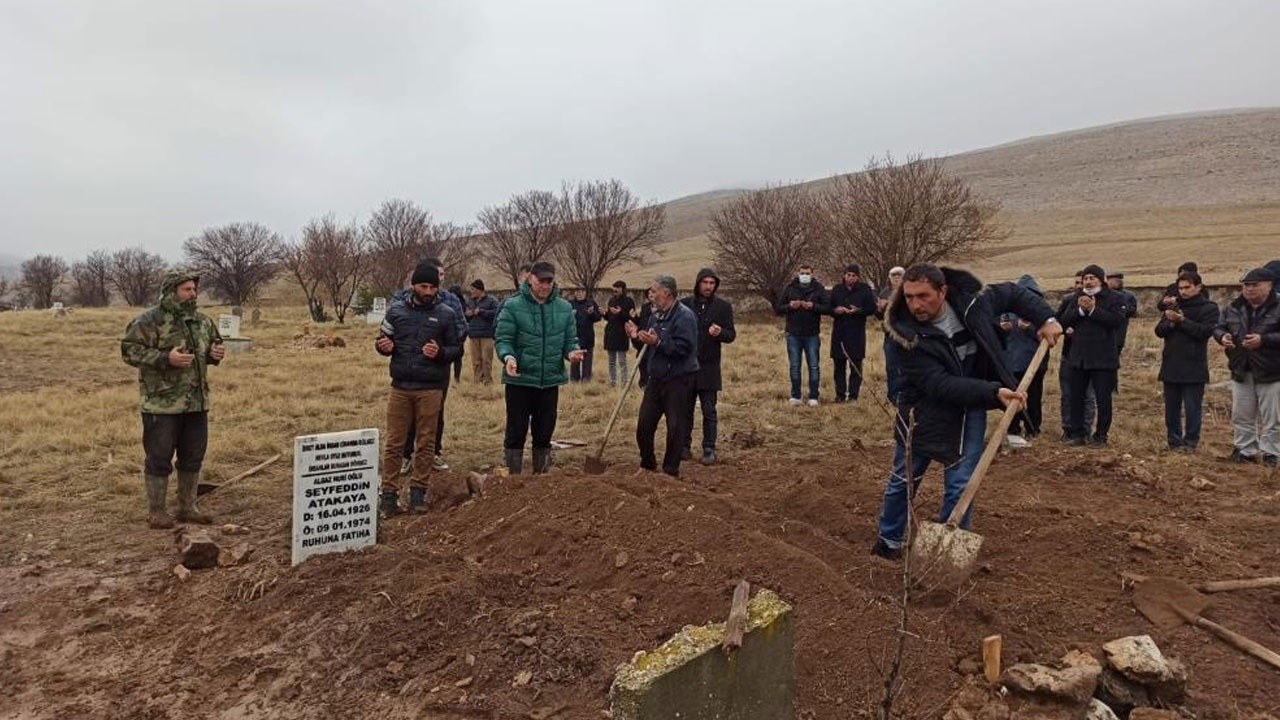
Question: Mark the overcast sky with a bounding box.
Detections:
[3,0,1278,261]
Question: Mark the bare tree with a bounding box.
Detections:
[819,154,1007,289]
[285,214,368,323]
[110,248,168,306]
[0,276,9,303]
[183,222,282,305]
[707,184,824,308]
[364,198,472,296]
[475,190,566,288]
[20,255,68,309]
[70,250,113,307]
[555,179,665,291]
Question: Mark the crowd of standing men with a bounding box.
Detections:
[121,254,1279,529]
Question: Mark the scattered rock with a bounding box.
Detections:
[172,564,192,582]
[455,676,473,688]
[221,523,250,535]
[1086,699,1120,720]
[1126,533,1165,552]
[1103,636,1175,685]
[465,653,475,666]
[956,655,984,676]
[614,551,629,569]
[176,528,221,570]
[1129,709,1181,720]
[1097,667,1150,715]
[386,661,404,675]
[660,570,677,583]
[513,670,533,687]
[1189,476,1216,490]
[1001,661,1100,705]
[217,543,254,567]
[467,472,488,496]
[1061,649,1101,672]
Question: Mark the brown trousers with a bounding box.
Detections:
[470,337,495,384]
[382,388,443,492]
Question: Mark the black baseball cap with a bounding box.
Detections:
[531,261,556,280]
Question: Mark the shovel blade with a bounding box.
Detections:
[909,521,984,593]
[196,482,219,497]
[583,456,608,475]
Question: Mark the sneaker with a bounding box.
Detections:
[1228,449,1258,463]
[807,399,819,407]
[1064,436,1087,447]
[432,455,449,471]
[1006,434,1031,449]
[701,448,716,465]
[870,539,903,561]
[788,398,802,406]
[399,457,412,476]
[833,397,847,404]
[1264,454,1279,468]
[1089,436,1108,447]
[379,491,402,518]
[680,447,693,461]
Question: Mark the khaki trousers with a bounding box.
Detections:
[470,337,495,384]
[382,388,443,492]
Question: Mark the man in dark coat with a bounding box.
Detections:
[629,276,700,477]
[569,288,602,382]
[828,264,879,403]
[1155,271,1219,451]
[1161,262,1201,309]
[603,280,636,387]
[1057,264,1126,447]
[465,279,499,384]
[999,275,1050,440]
[375,263,463,516]
[1057,272,1096,436]
[679,268,736,465]
[776,263,830,405]
[1106,271,1140,355]
[873,264,1060,559]
[1214,267,1280,465]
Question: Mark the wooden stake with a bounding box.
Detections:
[722,580,751,653]
[982,635,1002,684]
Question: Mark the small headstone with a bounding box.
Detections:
[231,305,244,317]
[366,296,388,326]
[217,314,242,339]
[292,429,379,566]
[372,297,387,313]
[251,307,262,326]
[51,301,67,317]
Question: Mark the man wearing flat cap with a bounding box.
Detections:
[628,275,700,477]
[1214,267,1280,465]
[1106,271,1139,356]
[828,264,879,403]
[1056,264,1126,447]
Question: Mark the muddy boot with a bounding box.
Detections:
[379,490,403,518]
[408,486,427,513]
[532,448,552,475]
[145,474,174,529]
[174,471,214,524]
[504,449,523,475]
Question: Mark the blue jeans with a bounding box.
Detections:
[786,334,821,400]
[877,408,987,549]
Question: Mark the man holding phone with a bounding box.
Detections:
[1215,267,1280,465]
[121,270,226,529]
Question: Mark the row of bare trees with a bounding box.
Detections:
[709,154,1005,307]
[11,249,168,309]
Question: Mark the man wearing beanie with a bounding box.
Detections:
[1214,267,1280,465]
[375,262,462,516]
[828,263,879,403]
[465,279,499,384]
[679,268,736,465]
[494,261,585,474]
[1057,264,1126,447]
[121,269,226,529]
[629,274,700,477]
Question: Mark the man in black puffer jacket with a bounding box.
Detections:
[375,263,462,516]
[776,264,830,405]
[1155,271,1220,451]
[679,268,736,465]
[1057,264,1126,447]
[873,264,1060,560]
[1214,267,1280,465]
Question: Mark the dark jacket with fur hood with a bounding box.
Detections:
[886,268,1055,463]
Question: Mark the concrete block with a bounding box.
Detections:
[610,588,794,720]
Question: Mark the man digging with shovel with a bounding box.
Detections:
[872,264,1061,562]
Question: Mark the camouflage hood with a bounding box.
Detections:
[160,269,201,318]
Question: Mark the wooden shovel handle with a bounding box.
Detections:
[592,346,648,462]
[945,339,1050,526]
[1200,577,1280,593]
[1169,603,1280,671]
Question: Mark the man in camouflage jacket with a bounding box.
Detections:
[121,270,225,528]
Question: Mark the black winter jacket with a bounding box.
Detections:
[1114,288,1139,351]
[679,268,736,390]
[465,294,499,339]
[570,297,602,350]
[642,301,700,382]
[1056,288,1126,371]
[776,279,829,337]
[1215,294,1280,383]
[603,294,636,351]
[377,295,463,391]
[886,268,1055,463]
[1154,294,1219,384]
[828,280,879,359]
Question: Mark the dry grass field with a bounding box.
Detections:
[3,299,1280,718]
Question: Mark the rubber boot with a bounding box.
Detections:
[504,449,523,475]
[408,486,427,512]
[174,471,213,524]
[145,474,175,529]
[379,490,402,518]
[532,448,552,475]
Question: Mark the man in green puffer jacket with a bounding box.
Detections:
[494,261,586,474]
[121,269,225,529]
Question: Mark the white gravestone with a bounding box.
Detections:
[366,296,388,325]
[292,429,380,566]
[217,314,242,339]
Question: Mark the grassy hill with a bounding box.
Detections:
[623,108,1280,290]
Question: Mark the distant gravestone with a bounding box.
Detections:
[251,307,262,326]
[217,314,242,339]
[231,305,244,317]
[292,429,380,566]
[366,296,388,326]
[51,302,67,317]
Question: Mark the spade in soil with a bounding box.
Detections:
[585,347,647,475]
[1133,576,1280,671]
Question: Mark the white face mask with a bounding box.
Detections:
[798,273,812,285]
[1082,286,1101,296]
